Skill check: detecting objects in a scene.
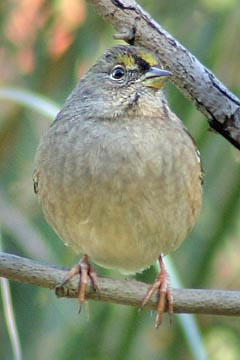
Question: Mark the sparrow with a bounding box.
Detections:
[33,45,203,327]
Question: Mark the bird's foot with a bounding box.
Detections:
[56,254,99,312]
[142,255,173,328]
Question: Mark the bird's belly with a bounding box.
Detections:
[41,168,200,274]
[67,196,193,274]
[37,120,202,273]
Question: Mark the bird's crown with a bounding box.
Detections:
[102,45,160,72]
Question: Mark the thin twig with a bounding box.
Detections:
[0,235,22,360]
[88,0,240,149]
[0,252,240,316]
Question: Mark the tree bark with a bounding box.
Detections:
[88,0,240,150]
[1,252,240,316]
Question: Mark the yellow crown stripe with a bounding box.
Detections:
[118,52,158,68]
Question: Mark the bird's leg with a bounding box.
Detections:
[142,255,173,328]
[57,254,99,312]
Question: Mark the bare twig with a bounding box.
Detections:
[0,252,240,316]
[88,0,240,150]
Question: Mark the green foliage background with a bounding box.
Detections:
[1,0,240,359]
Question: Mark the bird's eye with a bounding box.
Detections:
[111,66,125,80]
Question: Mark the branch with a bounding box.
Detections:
[88,0,240,150]
[1,251,240,316]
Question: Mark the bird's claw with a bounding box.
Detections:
[56,254,100,308]
[142,256,173,328]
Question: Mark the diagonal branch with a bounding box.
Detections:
[88,0,240,150]
[1,251,240,317]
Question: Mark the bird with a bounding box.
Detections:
[33,45,203,327]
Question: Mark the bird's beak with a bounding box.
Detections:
[141,67,172,89]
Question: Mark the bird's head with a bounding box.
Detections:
[66,45,172,119]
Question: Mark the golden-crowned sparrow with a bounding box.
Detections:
[33,45,203,327]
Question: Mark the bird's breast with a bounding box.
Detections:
[35,116,202,273]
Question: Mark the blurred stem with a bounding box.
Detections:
[194,168,240,286]
[0,88,59,119]
[114,309,140,360]
[163,257,208,360]
[0,191,56,262]
[0,233,22,360]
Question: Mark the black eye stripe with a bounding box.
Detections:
[132,54,150,71]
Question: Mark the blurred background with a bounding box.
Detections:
[1,0,240,359]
